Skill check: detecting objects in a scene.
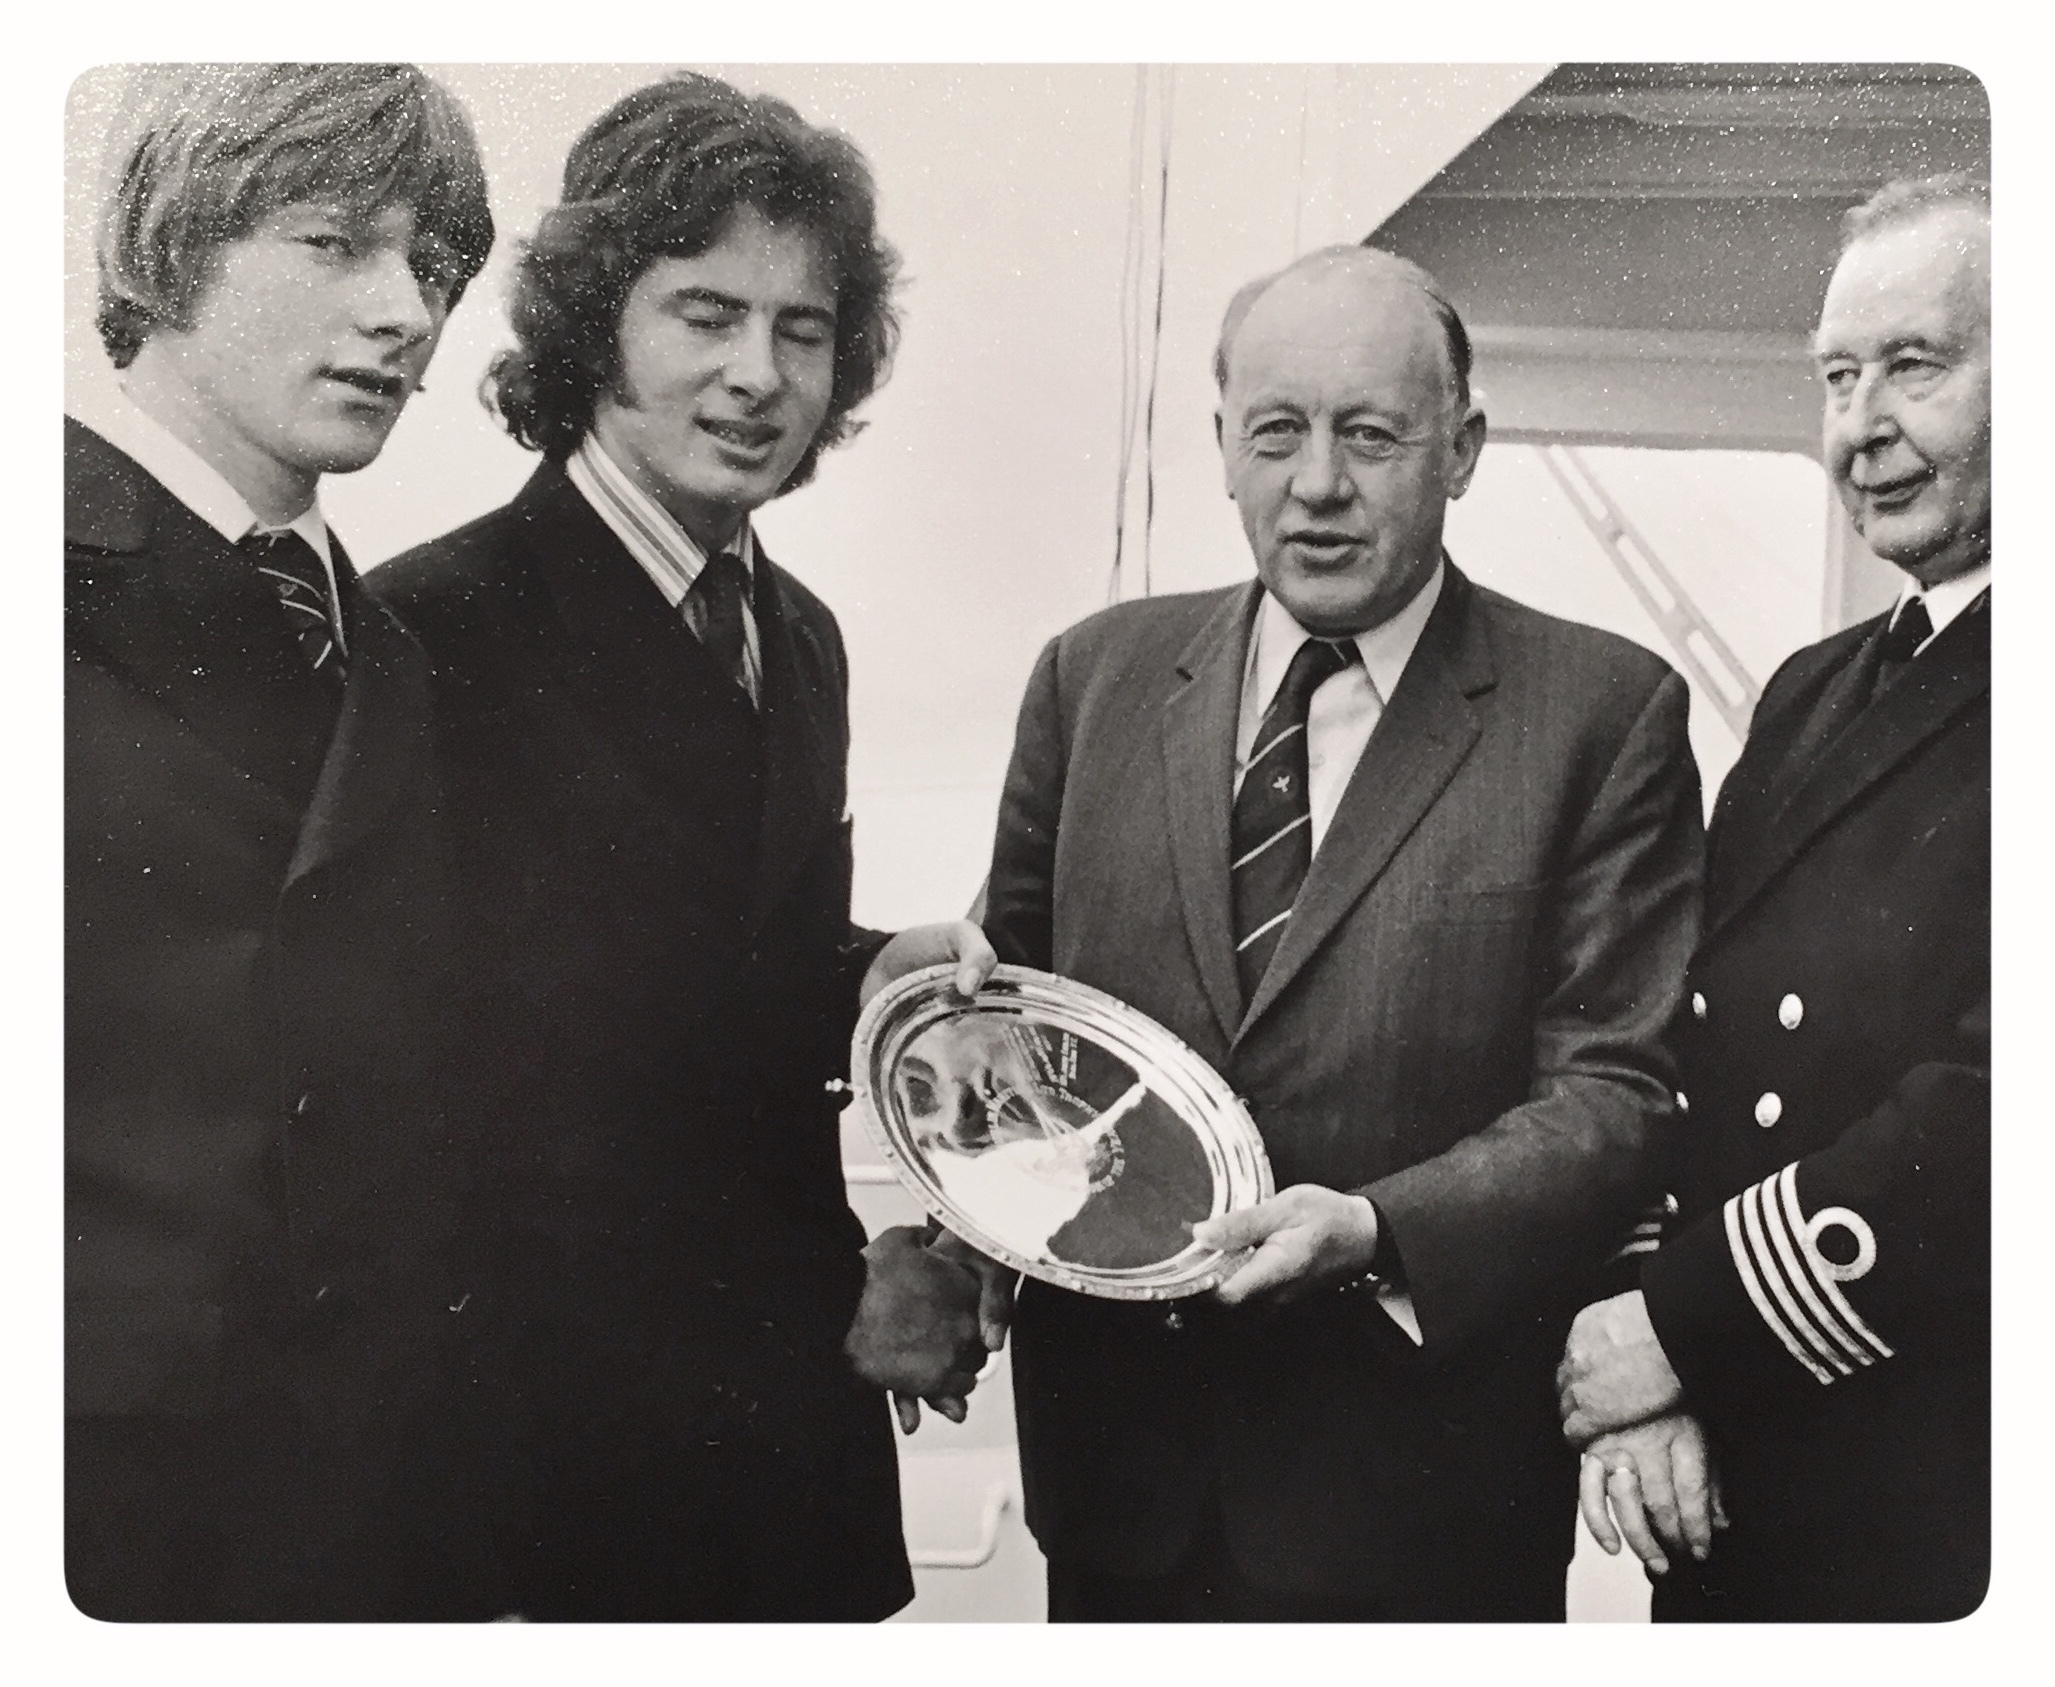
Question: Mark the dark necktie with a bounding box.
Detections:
[684,550,755,706]
[245,528,345,688]
[1870,594,1934,701]
[1231,637,1359,1006]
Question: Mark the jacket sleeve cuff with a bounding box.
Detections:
[1643,1161,1889,1409]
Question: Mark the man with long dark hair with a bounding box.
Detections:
[371,71,996,1622]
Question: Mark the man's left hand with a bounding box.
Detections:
[843,1225,988,1433]
[1557,1289,1685,1448]
[861,920,997,1007]
[1192,1185,1380,1308]
[1578,1410,1728,1576]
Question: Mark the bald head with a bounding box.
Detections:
[1213,242,1488,637]
[1213,244,1473,413]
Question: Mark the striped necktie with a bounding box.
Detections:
[684,549,755,706]
[1231,637,1358,1006]
[245,528,346,687]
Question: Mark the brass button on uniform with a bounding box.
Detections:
[1779,993,1804,1031]
[1755,1091,1783,1128]
[1691,992,1708,1021]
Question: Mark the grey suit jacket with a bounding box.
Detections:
[984,560,1704,1607]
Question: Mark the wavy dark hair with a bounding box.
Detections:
[486,72,901,489]
[96,63,494,369]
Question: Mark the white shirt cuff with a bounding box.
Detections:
[1377,1286,1423,1346]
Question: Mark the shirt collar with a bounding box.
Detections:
[66,383,331,565]
[1248,555,1445,713]
[1896,560,1990,646]
[566,432,755,610]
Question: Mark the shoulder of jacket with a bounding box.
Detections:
[1466,578,1679,697]
[65,417,162,555]
[368,500,533,615]
[1054,585,1240,655]
[1759,614,1882,710]
[760,553,841,637]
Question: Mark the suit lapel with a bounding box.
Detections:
[65,418,324,815]
[747,557,838,932]
[505,467,761,840]
[1237,564,1491,1040]
[485,468,833,926]
[284,545,433,891]
[1159,585,1258,1046]
[1704,595,1990,945]
[1699,620,1872,920]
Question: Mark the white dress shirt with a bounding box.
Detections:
[1231,558,1446,1344]
[566,433,763,704]
[1234,558,1445,838]
[67,386,343,650]
[1892,560,1991,652]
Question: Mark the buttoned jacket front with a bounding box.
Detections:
[64,417,468,1616]
[1642,595,1991,1622]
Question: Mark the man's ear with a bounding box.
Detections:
[1215,406,1234,499]
[1445,404,1487,501]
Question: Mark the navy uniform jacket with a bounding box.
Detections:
[1642,593,1990,1622]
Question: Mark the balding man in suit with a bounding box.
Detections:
[977,244,1705,1620]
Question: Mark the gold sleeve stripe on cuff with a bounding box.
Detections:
[1724,1190,1839,1384]
[1773,1165,1893,1362]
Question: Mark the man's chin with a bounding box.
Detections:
[300,428,404,478]
[1857,514,1987,583]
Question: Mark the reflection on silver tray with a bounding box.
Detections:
[851,964,1273,1300]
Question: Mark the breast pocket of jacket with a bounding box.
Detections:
[1382,884,1541,1117]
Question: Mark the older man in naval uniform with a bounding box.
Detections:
[1557,175,1993,1623]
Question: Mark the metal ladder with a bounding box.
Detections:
[1535,444,1761,741]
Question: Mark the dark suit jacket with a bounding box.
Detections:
[368,462,909,1622]
[1642,595,1990,1622]
[65,417,470,1618]
[983,562,1704,1613]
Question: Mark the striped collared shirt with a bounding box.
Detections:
[565,432,763,704]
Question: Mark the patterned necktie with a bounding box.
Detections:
[1870,594,1934,702]
[1231,637,1359,1005]
[683,550,755,706]
[245,528,346,687]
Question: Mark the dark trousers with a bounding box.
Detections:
[1045,1500,1567,1623]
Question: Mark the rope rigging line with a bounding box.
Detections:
[1109,65,1149,604]
[1139,66,1174,600]
[1107,66,1175,605]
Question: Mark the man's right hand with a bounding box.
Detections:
[1578,1410,1728,1578]
[843,1225,987,1433]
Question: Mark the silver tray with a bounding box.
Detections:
[851,964,1272,1300]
